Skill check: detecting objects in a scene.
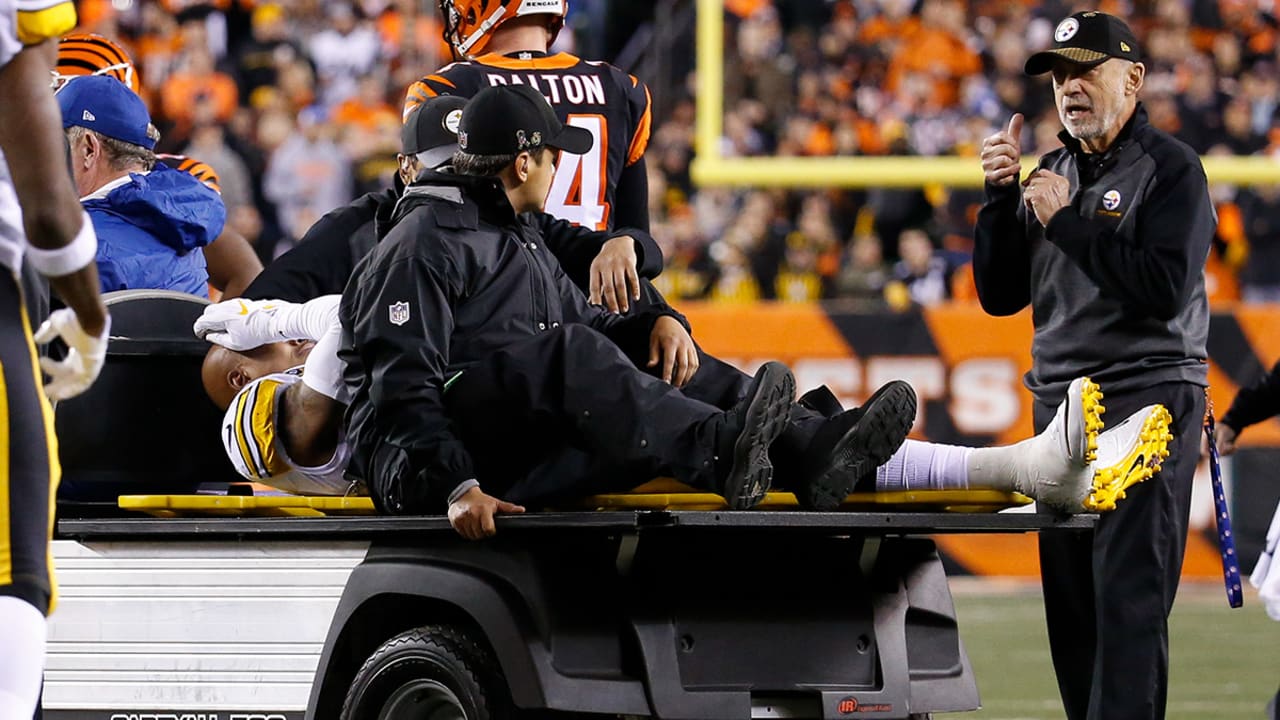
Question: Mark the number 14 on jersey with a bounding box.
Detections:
[545,114,609,230]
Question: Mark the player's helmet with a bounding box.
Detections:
[53,34,140,94]
[438,0,567,57]
[158,155,222,195]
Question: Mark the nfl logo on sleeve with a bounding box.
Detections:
[389,301,410,326]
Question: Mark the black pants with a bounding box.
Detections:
[1036,381,1203,720]
[0,271,59,617]
[445,325,730,506]
[638,345,825,490]
[615,280,828,490]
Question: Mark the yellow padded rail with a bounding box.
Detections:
[119,495,376,518]
[118,486,1031,517]
[576,488,1032,513]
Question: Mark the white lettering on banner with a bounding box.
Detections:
[867,356,946,432]
[950,359,1020,434]
[790,358,862,405]
[717,355,1022,436]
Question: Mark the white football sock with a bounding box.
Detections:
[0,596,47,720]
[876,439,974,491]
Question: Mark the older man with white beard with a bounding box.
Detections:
[974,11,1215,720]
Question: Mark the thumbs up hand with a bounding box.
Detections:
[981,114,1024,187]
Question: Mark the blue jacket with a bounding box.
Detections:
[83,163,226,296]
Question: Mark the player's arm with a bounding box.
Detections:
[279,324,345,468]
[612,75,653,232]
[203,227,263,299]
[613,155,650,233]
[1221,359,1280,436]
[0,38,109,400]
[0,40,105,337]
[195,295,340,350]
[533,212,661,285]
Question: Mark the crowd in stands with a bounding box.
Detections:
[648,0,1280,306]
[72,0,1280,307]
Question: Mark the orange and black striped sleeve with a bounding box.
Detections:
[626,74,652,167]
[403,74,459,122]
[158,154,222,195]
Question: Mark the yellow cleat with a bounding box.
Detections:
[1085,404,1174,512]
[965,376,1108,513]
[1018,376,1106,513]
[1078,377,1105,464]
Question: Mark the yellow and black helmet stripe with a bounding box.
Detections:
[229,377,291,480]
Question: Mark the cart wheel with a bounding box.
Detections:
[341,625,513,720]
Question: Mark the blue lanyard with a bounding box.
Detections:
[1204,409,1244,608]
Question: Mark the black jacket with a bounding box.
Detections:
[241,188,662,302]
[242,189,395,302]
[974,105,1213,404]
[339,173,682,513]
[1222,360,1280,433]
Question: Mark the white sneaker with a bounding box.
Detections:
[1024,376,1105,512]
[1084,404,1174,512]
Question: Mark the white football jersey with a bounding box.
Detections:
[222,370,355,496]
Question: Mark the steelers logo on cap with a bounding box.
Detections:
[444,109,462,134]
[1055,18,1080,43]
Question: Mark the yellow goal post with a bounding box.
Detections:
[689,0,1280,188]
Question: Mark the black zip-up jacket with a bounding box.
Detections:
[1222,360,1280,433]
[974,105,1213,404]
[241,188,396,302]
[241,186,663,302]
[338,173,683,514]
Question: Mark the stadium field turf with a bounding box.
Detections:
[952,580,1279,719]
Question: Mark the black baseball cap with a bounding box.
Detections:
[457,84,593,157]
[1024,11,1141,76]
[401,95,467,169]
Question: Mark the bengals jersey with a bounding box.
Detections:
[158,154,221,195]
[404,51,652,231]
[222,370,354,496]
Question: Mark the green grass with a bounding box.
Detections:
[951,580,1280,719]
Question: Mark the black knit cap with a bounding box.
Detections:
[1025,11,1141,75]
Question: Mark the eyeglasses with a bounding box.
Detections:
[51,63,136,93]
